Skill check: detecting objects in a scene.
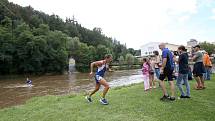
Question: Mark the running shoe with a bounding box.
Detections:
[100,98,108,105]
[85,96,92,103]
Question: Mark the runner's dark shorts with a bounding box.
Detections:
[159,68,174,81]
[193,62,205,77]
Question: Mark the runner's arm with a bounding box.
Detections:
[90,61,103,73]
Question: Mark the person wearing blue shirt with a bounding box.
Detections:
[85,54,112,105]
[158,43,175,101]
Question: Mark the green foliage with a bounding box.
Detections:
[125,53,135,68]
[127,48,135,55]
[68,37,96,72]
[133,57,139,65]
[0,22,14,74]
[0,0,140,74]
[199,41,215,55]
[95,44,110,60]
[118,56,125,65]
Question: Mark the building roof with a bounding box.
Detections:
[188,39,197,42]
[140,42,160,48]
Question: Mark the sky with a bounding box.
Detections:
[8,0,215,49]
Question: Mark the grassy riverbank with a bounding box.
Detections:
[0,75,214,121]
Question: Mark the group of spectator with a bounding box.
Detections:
[142,43,213,101]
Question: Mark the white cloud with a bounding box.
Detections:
[210,16,215,20]
[166,0,198,15]
[8,0,200,49]
[178,15,191,23]
[210,8,215,20]
[213,8,215,13]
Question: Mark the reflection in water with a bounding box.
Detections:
[0,69,144,109]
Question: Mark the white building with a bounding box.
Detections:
[140,42,160,57]
[187,39,198,47]
[140,42,191,57]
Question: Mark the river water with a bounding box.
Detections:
[0,69,143,109]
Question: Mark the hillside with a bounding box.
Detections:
[0,0,140,74]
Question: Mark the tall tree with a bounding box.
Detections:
[199,41,215,55]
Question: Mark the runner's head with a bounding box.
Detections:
[104,54,112,63]
[159,43,166,50]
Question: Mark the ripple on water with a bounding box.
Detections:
[0,69,143,108]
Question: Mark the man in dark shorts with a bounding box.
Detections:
[158,43,175,101]
[192,45,205,89]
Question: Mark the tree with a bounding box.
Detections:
[0,0,137,74]
[125,53,134,68]
[128,48,135,55]
[33,24,49,36]
[44,30,69,73]
[118,56,125,66]
[133,57,139,65]
[14,24,35,73]
[74,43,92,72]
[0,18,14,74]
[96,44,110,60]
[199,42,215,55]
[29,15,43,28]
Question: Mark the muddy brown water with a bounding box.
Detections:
[0,69,144,109]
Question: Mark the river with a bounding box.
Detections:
[0,69,144,109]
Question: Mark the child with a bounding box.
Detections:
[149,57,156,89]
[142,58,150,91]
[26,78,32,87]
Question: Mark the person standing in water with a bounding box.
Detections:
[85,54,112,105]
[26,78,32,87]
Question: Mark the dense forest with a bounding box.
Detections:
[0,0,141,74]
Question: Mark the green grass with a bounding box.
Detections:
[0,75,215,121]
